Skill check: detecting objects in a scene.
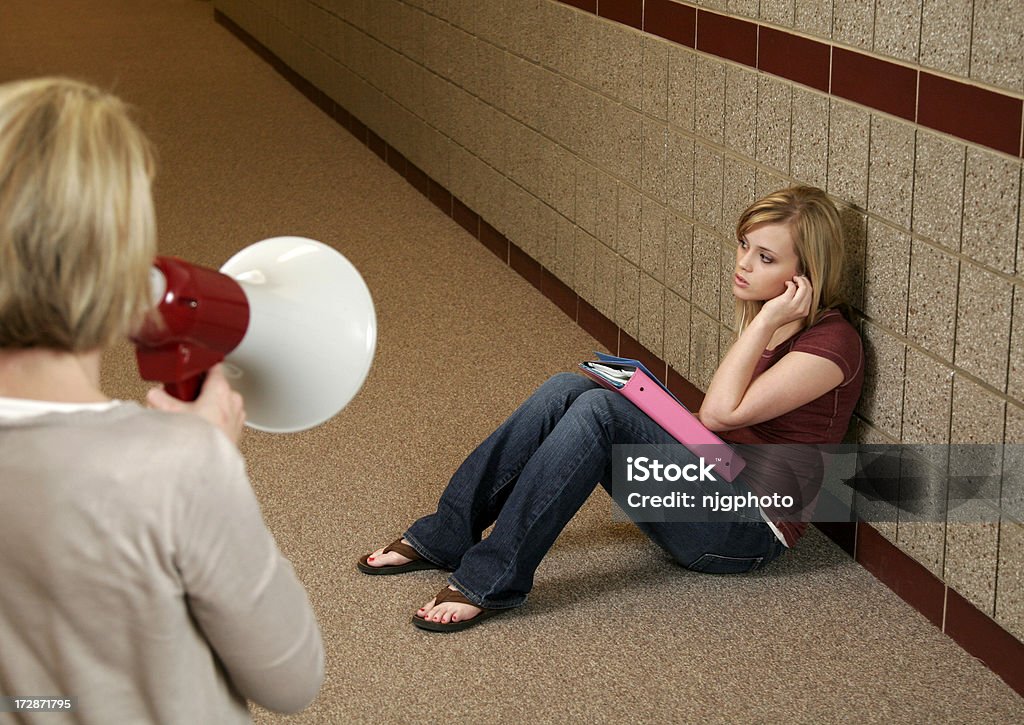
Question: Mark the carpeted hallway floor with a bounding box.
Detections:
[1,0,1021,722]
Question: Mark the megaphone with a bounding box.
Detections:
[134,236,376,433]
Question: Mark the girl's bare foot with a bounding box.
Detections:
[415,586,482,624]
[357,538,443,575]
[363,538,415,568]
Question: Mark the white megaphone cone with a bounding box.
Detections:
[135,237,376,433]
[221,237,376,432]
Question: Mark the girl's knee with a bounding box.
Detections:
[568,387,619,418]
[569,388,652,433]
[542,372,597,396]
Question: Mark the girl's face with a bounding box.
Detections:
[733,222,802,302]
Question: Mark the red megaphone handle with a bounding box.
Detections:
[164,372,206,402]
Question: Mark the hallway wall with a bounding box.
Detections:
[213,0,1024,646]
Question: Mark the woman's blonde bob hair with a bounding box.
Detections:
[0,77,156,352]
[734,185,846,333]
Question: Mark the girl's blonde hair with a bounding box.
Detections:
[0,77,156,352]
[734,185,846,333]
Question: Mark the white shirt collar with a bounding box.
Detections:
[0,396,123,419]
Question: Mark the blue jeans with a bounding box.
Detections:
[405,373,786,609]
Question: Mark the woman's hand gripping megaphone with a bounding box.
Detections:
[146,364,247,443]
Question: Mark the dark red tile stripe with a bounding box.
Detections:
[856,523,945,628]
[757,26,830,94]
[643,0,696,48]
[334,104,351,131]
[452,197,479,238]
[946,588,1024,696]
[578,299,619,353]
[367,130,386,161]
[510,243,544,291]
[813,521,856,558]
[919,72,1023,157]
[619,333,668,381]
[828,47,918,121]
[385,145,407,176]
[552,0,1024,156]
[479,220,509,263]
[598,0,643,29]
[666,367,704,411]
[349,116,369,145]
[428,179,452,216]
[696,10,757,68]
[541,269,579,321]
[404,163,430,197]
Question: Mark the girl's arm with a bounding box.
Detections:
[698,277,844,431]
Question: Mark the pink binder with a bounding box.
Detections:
[579,356,746,482]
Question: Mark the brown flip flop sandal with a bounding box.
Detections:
[357,538,445,575]
[412,586,506,632]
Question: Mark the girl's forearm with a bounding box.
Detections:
[699,317,775,426]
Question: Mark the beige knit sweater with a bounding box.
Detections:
[0,401,323,724]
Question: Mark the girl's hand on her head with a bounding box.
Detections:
[758,275,813,329]
[145,364,246,445]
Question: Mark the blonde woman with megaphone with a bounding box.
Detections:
[0,78,323,722]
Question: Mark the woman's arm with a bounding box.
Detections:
[175,435,325,713]
[699,276,843,431]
